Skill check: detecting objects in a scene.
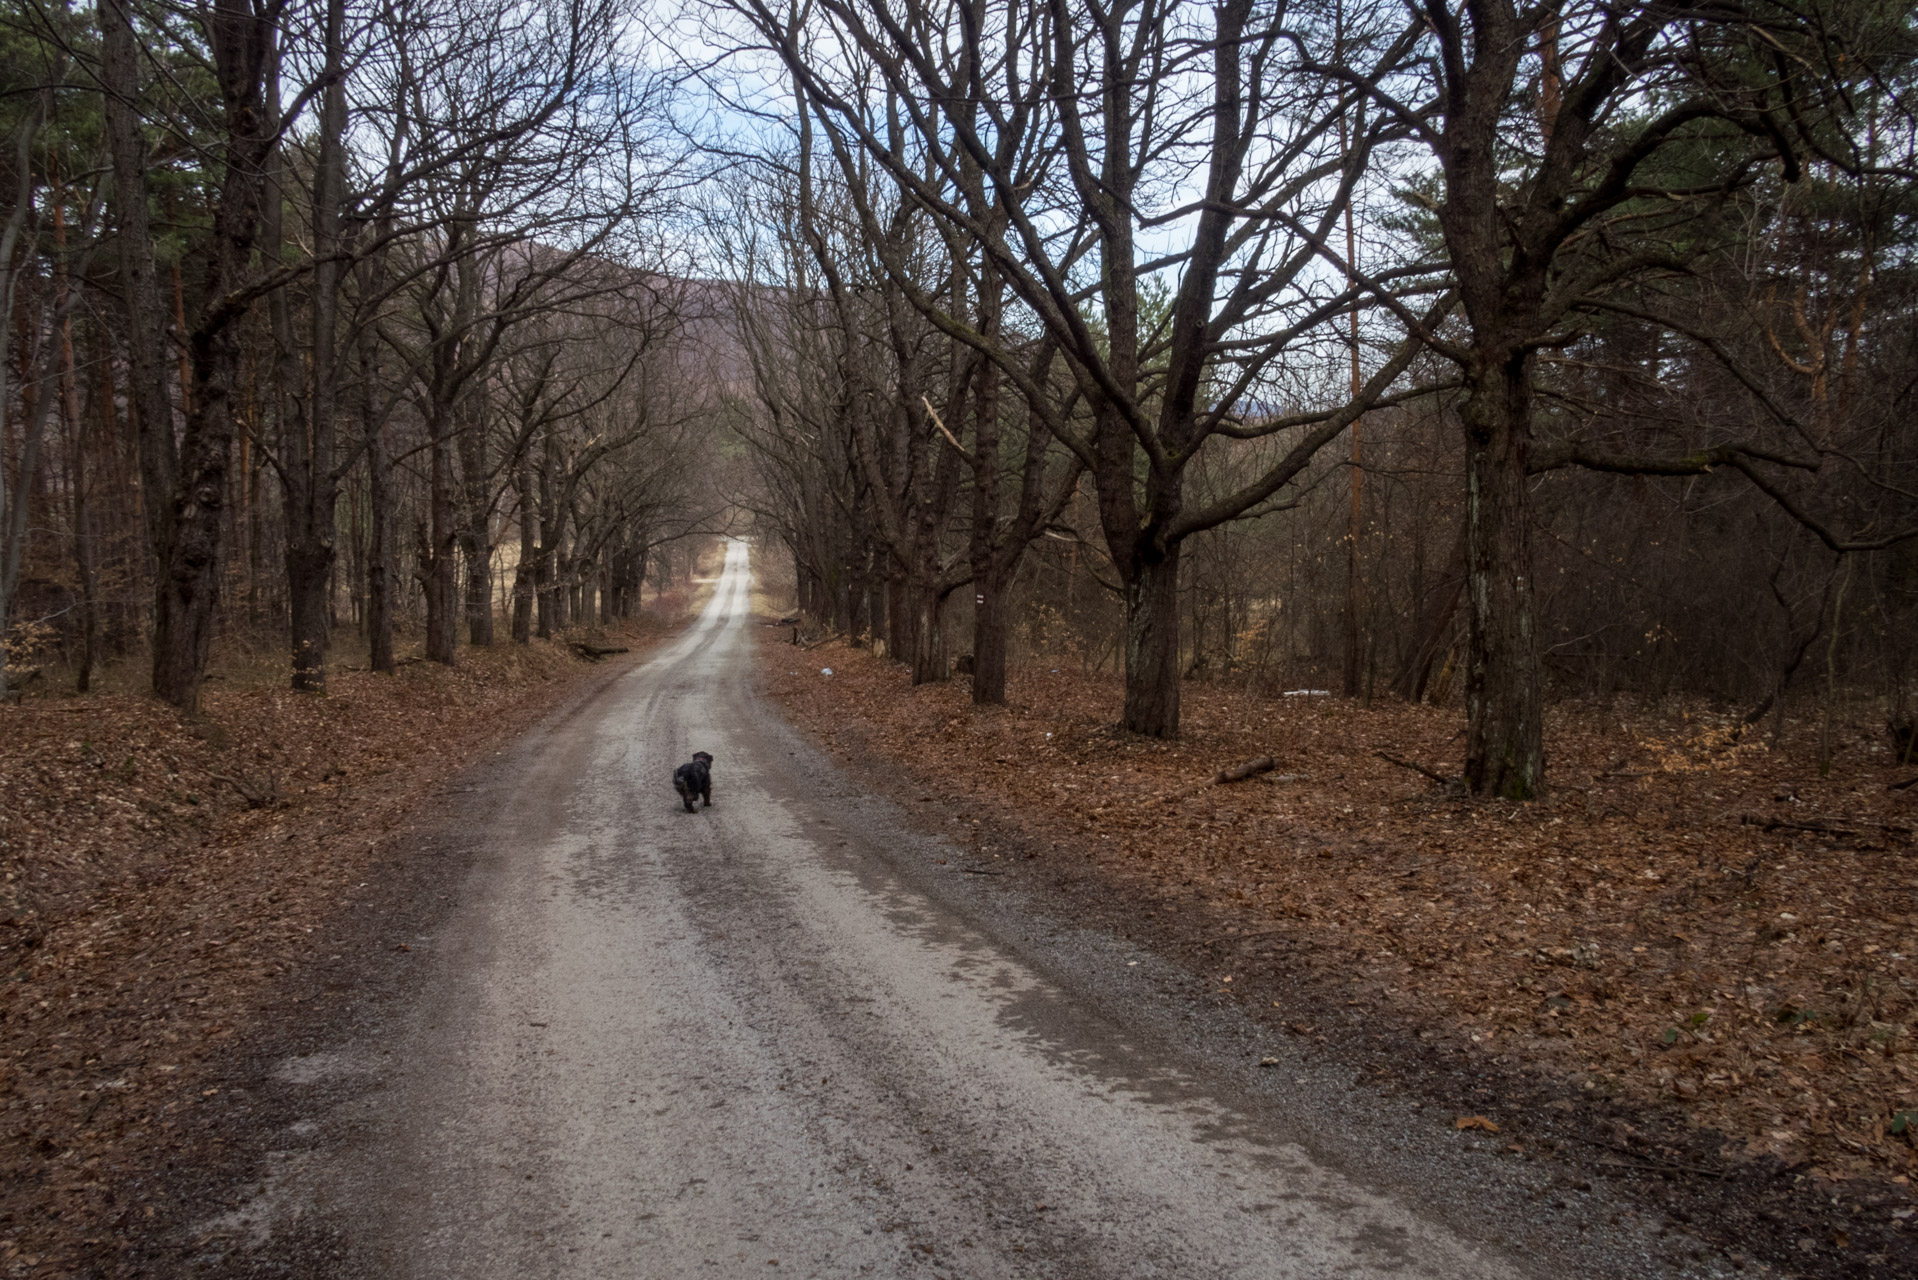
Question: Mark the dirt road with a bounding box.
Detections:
[217,542,1690,1278]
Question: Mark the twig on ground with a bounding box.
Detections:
[1375,750,1453,786]
[1561,1133,1730,1180]
[1742,814,1858,837]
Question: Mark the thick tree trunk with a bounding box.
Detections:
[1461,358,1544,799]
[535,551,555,638]
[1121,543,1183,737]
[971,571,1009,706]
[463,531,494,645]
[286,541,331,688]
[909,583,950,685]
[150,0,279,711]
[154,355,238,710]
[887,576,914,668]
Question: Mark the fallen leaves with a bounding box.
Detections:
[0,601,694,1273]
[763,633,1918,1193]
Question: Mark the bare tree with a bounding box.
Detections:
[726,0,1443,733]
[1324,0,1918,795]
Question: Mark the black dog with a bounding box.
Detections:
[673,751,714,813]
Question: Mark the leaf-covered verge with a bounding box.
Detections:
[0,597,694,1276]
[763,633,1918,1275]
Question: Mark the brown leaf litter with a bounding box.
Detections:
[763,637,1918,1203]
[0,602,691,1276]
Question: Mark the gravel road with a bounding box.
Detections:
[221,541,1704,1279]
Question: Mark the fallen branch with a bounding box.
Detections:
[1211,755,1276,785]
[1891,775,1918,792]
[571,642,631,660]
[1375,750,1452,786]
[1154,754,1281,805]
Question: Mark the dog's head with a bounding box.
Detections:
[692,751,714,765]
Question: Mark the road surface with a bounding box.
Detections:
[224,541,1645,1279]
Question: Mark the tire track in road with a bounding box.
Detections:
[230,540,1555,1278]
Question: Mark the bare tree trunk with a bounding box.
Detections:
[865,558,887,654]
[971,570,1009,705]
[153,0,281,711]
[458,397,495,645]
[423,421,459,663]
[280,0,347,692]
[1122,545,1183,738]
[512,449,534,643]
[1461,358,1544,799]
[99,0,180,684]
[51,187,101,692]
[908,582,950,685]
[266,124,321,690]
[365,413,394,673]
[886,574,913,668]
[463,532,495,644]
[967,331,1006,704]
[536,427,560,638]
[1392,520,1467,702]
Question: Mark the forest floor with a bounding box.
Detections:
[0,590,700,1277]
[762,635,1918,1278]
